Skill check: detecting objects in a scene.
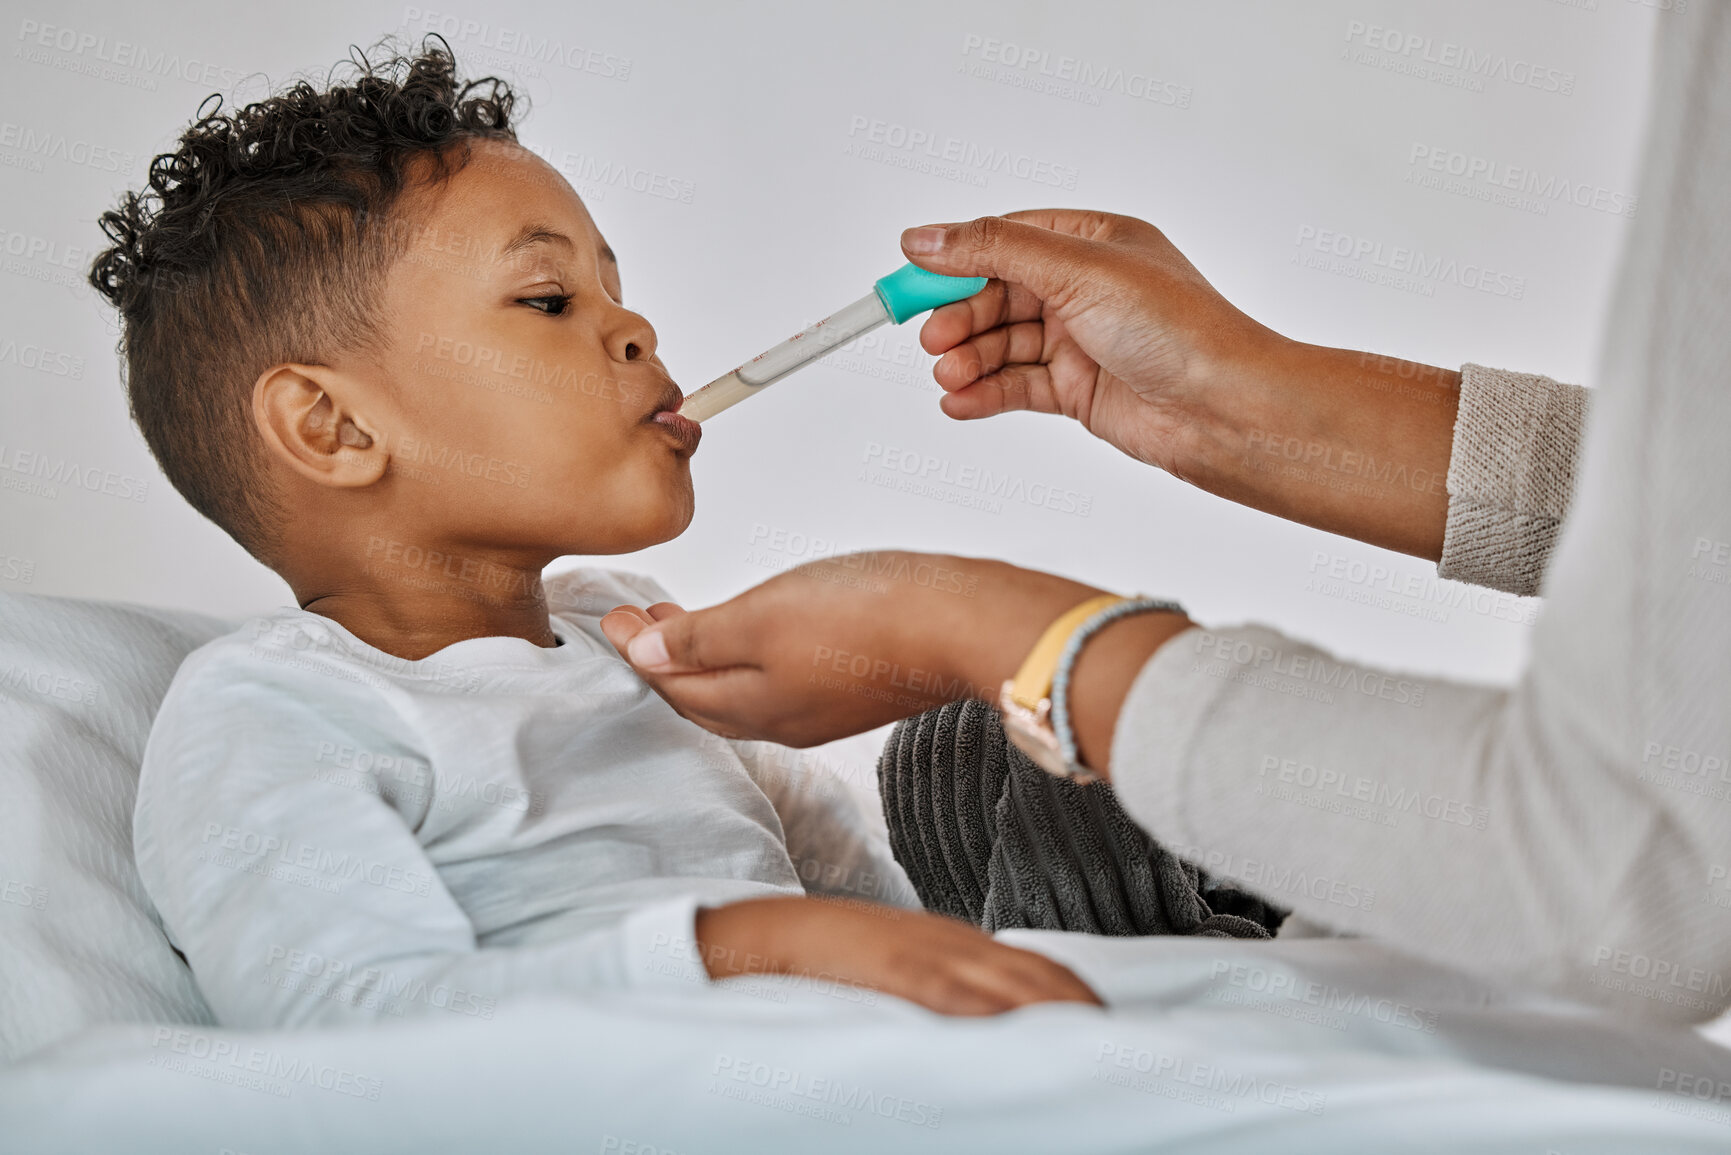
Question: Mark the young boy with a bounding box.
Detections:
[91,41,1098,1028]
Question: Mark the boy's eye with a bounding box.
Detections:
[519,294,572,316]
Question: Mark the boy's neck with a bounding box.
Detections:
[296,580,560,661]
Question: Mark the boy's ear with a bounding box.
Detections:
[252,362,390,489]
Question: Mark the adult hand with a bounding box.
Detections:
[900,210,1462,561]
[901,208,1274,472]
[597,551,1192,776]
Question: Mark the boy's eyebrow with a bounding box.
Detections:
[497,223,617,268]
[498,224,572,260]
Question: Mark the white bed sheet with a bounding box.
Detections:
[6,932,1731,1153]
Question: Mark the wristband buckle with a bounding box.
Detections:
[999,679,1101,784]
[997,594,1185,785]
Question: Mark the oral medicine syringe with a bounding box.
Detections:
[678,263,988,423]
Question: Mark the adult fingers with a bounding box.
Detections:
[914,208,1168,355]
[900,215,1105,310]
[633,666,772,740]
[998,207,1128,242]
[610,602,759,676]
[937,363,1057,421]
[932,320,1049,390]
[919,279,1049,355]
[600,605,655,630]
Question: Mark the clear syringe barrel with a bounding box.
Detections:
[678,292,890,423]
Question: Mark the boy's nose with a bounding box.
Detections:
[609,309,657,364]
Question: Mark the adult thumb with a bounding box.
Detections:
[900,215,1098,304]
[618,602,756,676]
[611,606,696,673]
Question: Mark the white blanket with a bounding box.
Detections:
[7,590,1730,1150]
[7,933,1731,1154]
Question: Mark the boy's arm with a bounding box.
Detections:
[728,737,921,910]
[135,665,711,1029]
[719,739,1099,1013]
[694,894,1101,1015]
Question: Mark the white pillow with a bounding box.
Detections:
[0,592,238,1061]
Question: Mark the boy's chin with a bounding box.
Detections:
[641,514,692,549]
[656,483,696,541]
[603,500,696,554]
[548,474,694,554]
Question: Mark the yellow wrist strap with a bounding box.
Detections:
[1006,593,1127,711]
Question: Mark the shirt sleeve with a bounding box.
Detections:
[133,657,709,1030]
[1106,622,1724,1025]
[1438,363,1590,596]
[728,738,922,910]
[1109,4,1731,1027]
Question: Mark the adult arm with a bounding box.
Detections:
[1438,364,1590,595]
[902,212,1587,587]
[604,8,1729,1021]
[1116,3,1731,1023]
[604,508,1726,1027]
[944,6,1728,1021]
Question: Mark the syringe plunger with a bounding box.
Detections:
[679,264,986,423]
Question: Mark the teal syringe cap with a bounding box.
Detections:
[873,263,988,324]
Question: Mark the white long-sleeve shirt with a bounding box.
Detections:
[1110,5,1731,1024]
[134,567,915,1030]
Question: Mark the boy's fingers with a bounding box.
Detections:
[961,944,1103,1009]
[996,945,1104,1005]
[940,956,1066,1014]
[1032,961,1103,1005]
[915,969,1018,1017]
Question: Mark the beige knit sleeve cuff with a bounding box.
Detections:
[1438,363,1590,597]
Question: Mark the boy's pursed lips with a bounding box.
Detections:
[644,375,701,456]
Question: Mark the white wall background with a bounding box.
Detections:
[1,0,1661,686]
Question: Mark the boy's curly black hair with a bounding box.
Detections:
[88,38,521,567]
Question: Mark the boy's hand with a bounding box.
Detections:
[695,895,1102,1016]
